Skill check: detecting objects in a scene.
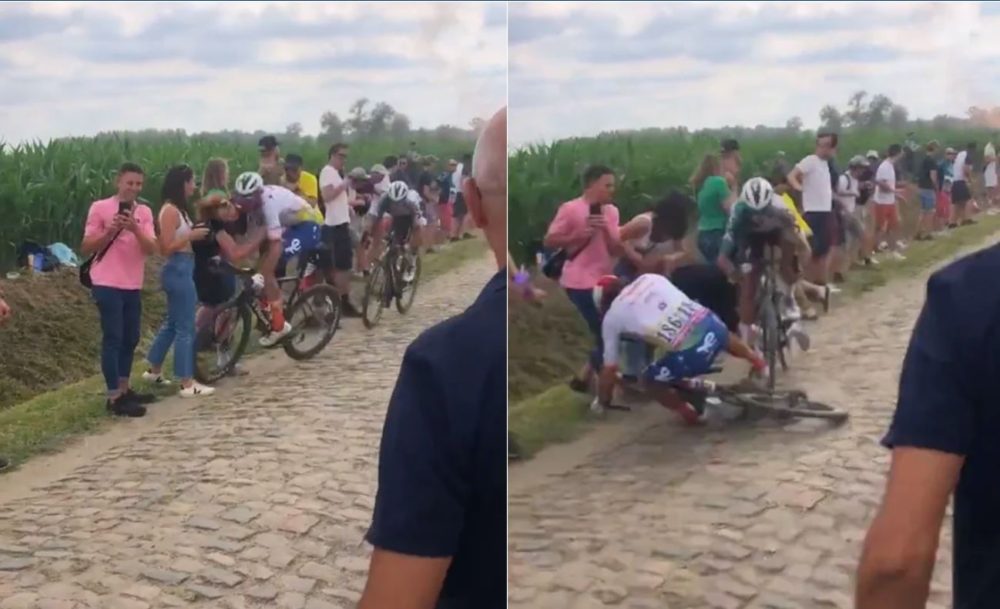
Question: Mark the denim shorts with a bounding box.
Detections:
[919,189,936,212]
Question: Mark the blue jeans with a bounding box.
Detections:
[92,286,143,395]
[147,253,197,380]
[565,287,603,370]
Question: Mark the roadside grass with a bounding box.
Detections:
[508,213,1000,460]
[0,237,485,469]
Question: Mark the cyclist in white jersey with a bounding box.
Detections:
[233,172,319,347]
[595,273,768,424]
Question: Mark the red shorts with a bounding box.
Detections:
[935,191,951,220]
[439,202,454,233]
[875,204,900,232]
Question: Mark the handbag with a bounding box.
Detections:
[541,232,596,280]
[79,229,124,288]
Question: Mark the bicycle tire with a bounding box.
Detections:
[395,253,421,314]
[194,301,252,384]
[361,261,388,329]
[724,389,849,423]
[283,284,341,361]
[760,297,779,390]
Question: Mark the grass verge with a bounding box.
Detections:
[509,214,1000,460]
[0,237,486,468]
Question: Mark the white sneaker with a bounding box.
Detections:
[896,240,908,250]
[891,251,906,261]
[142,370,171,385]
[827,284,843,294]
[259,322,293,347]
[788,321,811,352]
[877,241,889,252]
[783,296,802,322]
[179,382,215,398]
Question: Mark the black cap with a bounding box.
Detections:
[258,135,279,151]
[721,138,740,153]
[284,153,304,168]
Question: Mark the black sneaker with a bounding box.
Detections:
[568,377,590,394]
[107,397,146,418]
[124,389,157,404]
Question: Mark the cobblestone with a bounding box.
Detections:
[0,256,494,608]
[509,246,968,607]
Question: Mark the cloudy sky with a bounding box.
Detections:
[0,1,506,144]
[510,1,1000,146]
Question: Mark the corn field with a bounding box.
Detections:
[0,133,470,270]
[509,127,996,262]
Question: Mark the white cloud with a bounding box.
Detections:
[0,1,506,143]
[510,1,1000,146]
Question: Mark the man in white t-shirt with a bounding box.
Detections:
[787,132,837,286]
[873,144,905,260]
[834,155,868,272]
[984,141,997,214]
[319,143,361,316]
[950,142,975,227]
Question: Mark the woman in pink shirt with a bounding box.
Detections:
[543,165,622,392]
[81,163,159,417]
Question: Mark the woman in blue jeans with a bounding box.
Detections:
[143,165,215,398]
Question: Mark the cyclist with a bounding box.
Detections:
[593,274,768,425]
[362,180,424,281]
[232,171,321,347]
[717,177,810,350]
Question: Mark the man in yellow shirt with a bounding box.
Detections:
[282,154,319,207]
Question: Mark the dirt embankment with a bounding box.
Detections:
[0,260,166,410]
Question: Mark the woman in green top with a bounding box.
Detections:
[691,153,739,263]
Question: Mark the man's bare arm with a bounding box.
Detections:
[357,549,451,609]
[856,446,963,609]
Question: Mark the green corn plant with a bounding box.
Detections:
[0,134,470,270]
[509,126,997,263]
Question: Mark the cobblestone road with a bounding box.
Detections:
[0,253,494,609]
[506,243,991,608]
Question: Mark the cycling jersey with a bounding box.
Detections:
[367,190,422,219]
[719,200,797,262]
[261,185,313,239]
[602,274,718,365]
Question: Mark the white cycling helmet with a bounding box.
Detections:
[234,171,264,196]
[388,180,409,202]
[741,177,774,210]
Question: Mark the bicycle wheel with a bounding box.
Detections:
[395,252,421,314]
[194,302,251,384]
[726,389,849,423]
[283,284,341,360]
[759,297,779,390]
[362,260,388,329]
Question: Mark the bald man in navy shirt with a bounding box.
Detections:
[358,107,507,609]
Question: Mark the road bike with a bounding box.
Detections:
[193,247,341,383]
[361,223,421,329]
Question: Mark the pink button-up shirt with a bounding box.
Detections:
[546,197,620,290]
[83,196,155,290]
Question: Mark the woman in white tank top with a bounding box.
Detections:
[143,165,215,398]
[614,191,698,283]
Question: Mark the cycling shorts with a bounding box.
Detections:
[642,313,729,384]
[281,221,321,260]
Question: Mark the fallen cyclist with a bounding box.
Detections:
[593,273,768,424]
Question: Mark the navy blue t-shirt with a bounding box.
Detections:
[366,270,506,609]
[883,244,1000,609]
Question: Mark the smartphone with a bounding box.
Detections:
[589,202,601,216]
[118,200,131,215]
